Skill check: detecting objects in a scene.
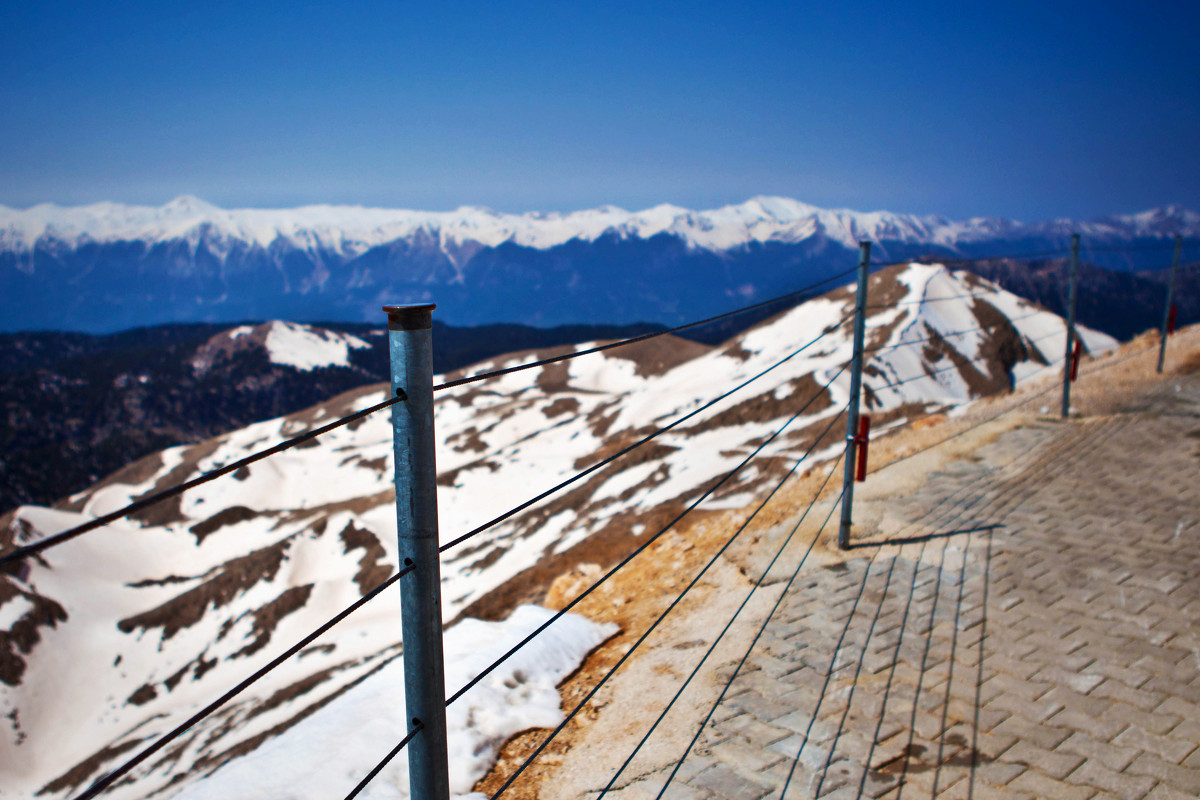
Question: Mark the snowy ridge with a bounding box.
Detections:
[1,195,1197,257]
[198,321,375,373]
[0,264,1117,800]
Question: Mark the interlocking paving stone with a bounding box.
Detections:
[1007,768,1098,800]
[1064,760,1156,800]
[659,375,1200,799]
[1056,731,1141,772]
[1145,783,1200,800]
[1112,726,1197,764]
[690,764,771,799]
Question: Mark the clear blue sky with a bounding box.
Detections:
[2,0,1197,220]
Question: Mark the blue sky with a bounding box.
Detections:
[2,1,1197,220]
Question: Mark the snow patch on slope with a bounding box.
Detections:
[264,322,371,371]
[171,605,615,800]
[189,321,374,376]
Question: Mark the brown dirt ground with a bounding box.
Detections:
[470,323,1200,799]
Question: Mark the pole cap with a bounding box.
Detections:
[383,303,436,331]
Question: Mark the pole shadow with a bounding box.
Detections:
[847,523,1004,549]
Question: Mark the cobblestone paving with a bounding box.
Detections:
[662,374,1200,799]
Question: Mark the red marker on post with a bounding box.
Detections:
[1167,305,1178,336]
[1069,339,1083,383]
[855,414,871,482]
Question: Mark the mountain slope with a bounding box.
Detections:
[0,319,671,516]
[0,264,1116,799]
[952,257,1200,341]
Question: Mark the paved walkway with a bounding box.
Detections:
[661,374,1200,799]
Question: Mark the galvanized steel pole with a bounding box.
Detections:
[1156,234,1183,374]
[1061,234,1080,419]
[385,303,450,800]
[838,242,871,550]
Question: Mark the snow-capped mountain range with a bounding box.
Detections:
[1,197,1195,334]
[3,195,1198,255]
[1,263,1116,799]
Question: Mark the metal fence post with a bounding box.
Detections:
[384,303,450,800]
[1061,234,1079,419]
[1156,234,1183,374]
[838,242,871,550]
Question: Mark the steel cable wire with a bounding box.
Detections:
[605,453,844,798]
[811,550,901,798]
[869,339,1152,477]
[343,720,425,800]
[672,405,1060,794]
[656,479,846,799]
[441,365,850,713]
[853,535,932,798]
[862,310,1045,354]
[0,391,408,567]
[967,529,996,800]
[867,347,1084,470]
[894,535,953,799]
[866,369,1063,476]
[867,247,1071,271]
[595,417,848,797]
[70,562,416,800]
[929,534,976,798]
[776,515,881,799]
[432,267,860,392]
[438,315,854,553]
[487,394,838,800]
[865,290,1003,310]
[863,325,1063,401]
[26,297,852,793]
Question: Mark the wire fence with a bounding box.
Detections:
[2,234,1194,800]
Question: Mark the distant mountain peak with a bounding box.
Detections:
[162,194,219,213]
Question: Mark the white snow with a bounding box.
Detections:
[170,605,615,800]
[0,595,34,630]
[264,321,371,371]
